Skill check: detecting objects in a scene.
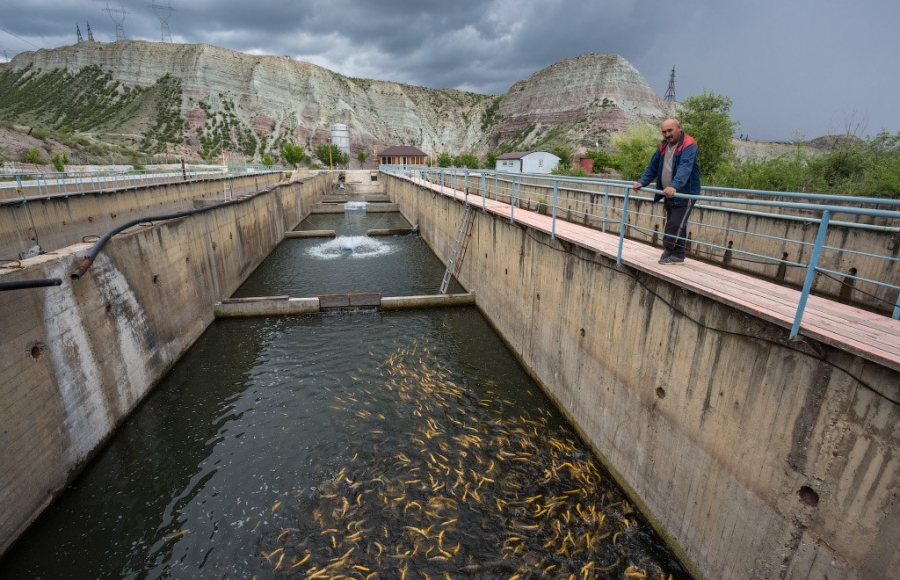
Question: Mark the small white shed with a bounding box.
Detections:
[495,151,560,174]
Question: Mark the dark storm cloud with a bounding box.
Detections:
[2,0,897,141]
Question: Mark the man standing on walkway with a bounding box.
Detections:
[632,118,701,265]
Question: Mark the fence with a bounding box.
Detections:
[381,165,900,327]
[0,165,285,202]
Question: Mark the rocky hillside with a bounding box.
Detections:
[0,40,668,164]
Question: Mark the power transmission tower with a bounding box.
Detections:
[87,21,96,42]
[664,65,676,102]
[104,4,129,41]
[76,24,84,43]
[150,1,176,43]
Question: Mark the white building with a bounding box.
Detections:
[495,151,560,174]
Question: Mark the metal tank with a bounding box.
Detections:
[330,123,351,157]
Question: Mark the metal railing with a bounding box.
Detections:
[381,165,900,332]
[0,165,284,202]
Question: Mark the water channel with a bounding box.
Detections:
[0,211,690,578]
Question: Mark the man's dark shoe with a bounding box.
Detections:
[660,249,671,261]
[658,255,684,265]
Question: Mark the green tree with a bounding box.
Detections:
[356,151,370,168]
[582,149,613,173]
[51,151,69,172]
[550,146,572,169]
[678,90,739,179]
[454,153,480,169]
[314,144,349,168]
[261,153,275,166]
[436,152,454,167]
[280,143,306,167]
[611,123,659,180]
[483,151,498,169]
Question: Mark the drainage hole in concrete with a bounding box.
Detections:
[580,328,585,337]
[655,387,666,399]
[30,342,45,359]
[798,486,819,507]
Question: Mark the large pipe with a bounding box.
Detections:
[70,194,258,280]
[0,278,62,292]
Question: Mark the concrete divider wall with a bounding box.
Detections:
[448,175,899,314]
[0,173,327,556]
[386,173,900,580]
[0,172,284,260]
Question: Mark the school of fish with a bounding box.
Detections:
[256,340,686,579]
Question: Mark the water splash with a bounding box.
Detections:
[307,235,394,260]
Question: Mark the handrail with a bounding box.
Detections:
[380,165,900,333]
[0,165,285,203]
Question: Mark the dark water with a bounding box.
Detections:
[0,212,690,579]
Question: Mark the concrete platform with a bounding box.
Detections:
[214,292,476,317]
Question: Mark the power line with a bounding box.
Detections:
[0,25,41,50]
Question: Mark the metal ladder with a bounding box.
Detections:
[440,202,474,294]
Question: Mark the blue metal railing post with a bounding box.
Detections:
[602,184,610,233]
[893,293,900,320]
[617,185,631,266]
[790,210,831,339]
[441,170,444,195]
[551,179,559,240]
[480,173,486,211]
[464,170,469,201]
[510,177,516,223]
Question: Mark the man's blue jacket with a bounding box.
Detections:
[637,133,702,204]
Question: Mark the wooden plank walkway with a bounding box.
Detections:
[409,177,900,373]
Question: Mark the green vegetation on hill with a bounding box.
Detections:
[197,98,258,160]
[139,74,189,154]
[0,64,147,131]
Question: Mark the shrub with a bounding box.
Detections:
[23,148,42,164]
[51,151,68,172]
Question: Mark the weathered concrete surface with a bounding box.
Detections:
[385,173,900,580]
[284,230,336,238]
[310,203,399,214]
[0,173,327,557]
[0,171,284,259]
[214,292,476,317]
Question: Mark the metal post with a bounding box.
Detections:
[602,184,610,233]
[441,170,444,195]
[463,170,469,201]
[790,210,831,340]
[551,179,559,240]
[510,177,516,223]
[617,185,631,267]
[893,293,900,320]
[480,173,486,211]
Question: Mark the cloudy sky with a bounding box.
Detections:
[1,0,895,142]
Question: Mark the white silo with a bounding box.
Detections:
[330,123,351,158]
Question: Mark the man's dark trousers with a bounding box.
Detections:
[663,198,696,259]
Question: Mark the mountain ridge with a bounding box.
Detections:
[0,40,669,164]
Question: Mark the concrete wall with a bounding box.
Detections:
[436,173,899,315]
[0,173,328,556]
[1,172,285,260]
[385,173,900,580]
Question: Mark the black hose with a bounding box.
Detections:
[0,278,62,291]
[71,196,248,280]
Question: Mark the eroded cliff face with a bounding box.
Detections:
[5,41,667,158]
